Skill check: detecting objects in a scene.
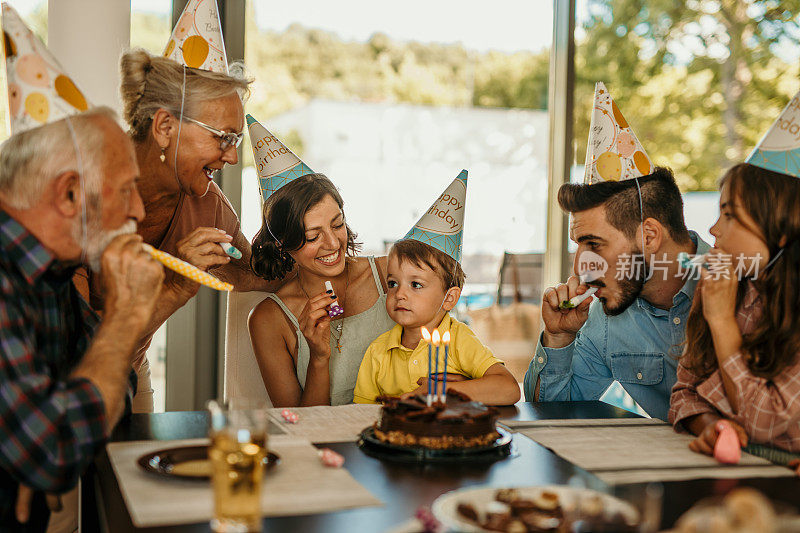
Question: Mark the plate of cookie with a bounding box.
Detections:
[432,485,640,532]
[137,444,280,480]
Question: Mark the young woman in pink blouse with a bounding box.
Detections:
[669,163,800,470]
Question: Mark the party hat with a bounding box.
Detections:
[403,170,468,263]
[163,0,227,74]
[247,114,314,202]
[746,89,800,178]
[2,3,91,134]
[583,82,653,184]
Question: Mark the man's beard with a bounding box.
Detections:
[597,248,649,317]
[73,207,138,273]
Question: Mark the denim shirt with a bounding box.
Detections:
[523,232,710,421]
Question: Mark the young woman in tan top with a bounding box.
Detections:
[249,174,395,407]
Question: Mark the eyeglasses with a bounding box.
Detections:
[183,116,244,151]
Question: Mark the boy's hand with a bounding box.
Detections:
[399,387,425,400]
[401,374,468,398]
[415,373,468,386]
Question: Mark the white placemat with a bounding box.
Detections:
[107,436,382,527]
[269,404,381,443]
[519,423,793,484]
[500,417,665,430]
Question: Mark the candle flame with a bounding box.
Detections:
[442,331,450,344]
[421,327,431,342]
[431,329,441,345]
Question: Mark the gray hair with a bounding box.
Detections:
[0,107,119,209]
[120,49,251,143]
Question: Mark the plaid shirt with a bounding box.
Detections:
[0,209,135,510]
[670,282,800,452]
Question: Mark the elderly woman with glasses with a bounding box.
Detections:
[72,49,282,413]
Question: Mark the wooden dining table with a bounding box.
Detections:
[82,401,800,532]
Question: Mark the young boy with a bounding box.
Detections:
[353,171,519,405]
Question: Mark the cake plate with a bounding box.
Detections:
[357,426,512,463]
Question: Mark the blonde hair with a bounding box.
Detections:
[119,49,251,142]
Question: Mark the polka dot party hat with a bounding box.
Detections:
[246,114,314,202]
[2,3,91,134]
[164,0,228,74]
[746,87,800,179]
[583,82,653,184]
[402,170,468,264]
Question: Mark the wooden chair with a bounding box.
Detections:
[223,291,273,406]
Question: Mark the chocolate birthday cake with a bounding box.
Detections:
[374,390,500,449]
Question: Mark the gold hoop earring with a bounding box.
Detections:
[159,148,166,163]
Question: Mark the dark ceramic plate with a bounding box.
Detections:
[358,426,512,463]
[137,444,280,480]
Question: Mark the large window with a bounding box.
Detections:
[130,0,173,412]
[573,0,800,240]
[573,0,800,414]
[241,0,554,381]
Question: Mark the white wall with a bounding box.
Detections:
[48,0,131,113]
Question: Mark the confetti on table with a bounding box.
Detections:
[142,243,233,292]
[281,409,299,424]
[415,506,442,533]
[318,448,344,468]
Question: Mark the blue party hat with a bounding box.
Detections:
[403,170,468,263]
[246,114,314,201]
[746,89,800,178]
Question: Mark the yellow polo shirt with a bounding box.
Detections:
[353,314,504,404]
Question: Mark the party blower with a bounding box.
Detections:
[559,251,607,309]
[325,281,344,317]
[142,244,233,292]
[678,251,708,271]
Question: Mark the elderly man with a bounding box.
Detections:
[0,107,164,529]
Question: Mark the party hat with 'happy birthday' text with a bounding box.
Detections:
[247,114,314,202]
[163,0,227,73]
[2,2,91,134]
[746,88,800,179]
[583,82,653,184]
[403,170,468,263]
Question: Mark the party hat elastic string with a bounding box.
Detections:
[172,64,189,195]
[635,178,646,271]
[64,115,89,264]
[763,246,785,272]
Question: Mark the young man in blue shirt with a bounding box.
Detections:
[524,167,709,421]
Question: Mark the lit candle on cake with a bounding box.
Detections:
[441,331,450,402]
[421,327,432,406]
[432,329,441,404]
